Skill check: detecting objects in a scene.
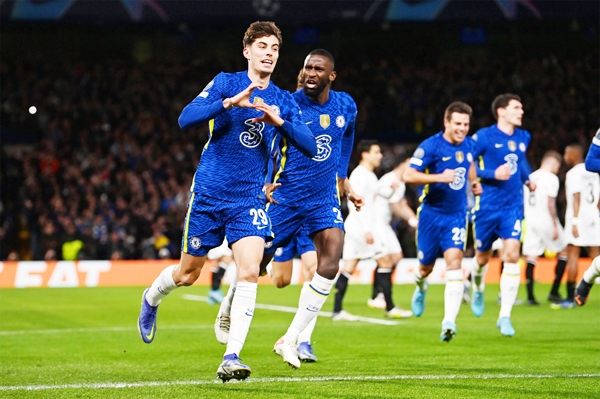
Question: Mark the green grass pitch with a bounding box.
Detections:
[0,284,598,398]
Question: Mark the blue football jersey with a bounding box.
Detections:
[472,124,531,211]
[271,89,357,207]
[409,132,475,213]
[182,71,304,204]
[586,130,600,173]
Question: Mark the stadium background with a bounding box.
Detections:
[1,0,598,265]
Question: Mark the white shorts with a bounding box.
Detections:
[207,239,232,260]
[342,224,386,261]
[565,219,600,247]
[522,223,567,256]
[380,224,402,255]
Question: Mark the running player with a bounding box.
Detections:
[214,49,361,369]
[574,129,600,305]
[470,93,536,337]
[368,158,418,310]
[334,140,411,320]
[522,151,567,305]
[136,21,318,382]
[552,143,600,308]
[404,101,481,342]
[271,231,319,361]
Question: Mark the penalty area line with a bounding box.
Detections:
[1,373,599,391]
[182,294,402,326]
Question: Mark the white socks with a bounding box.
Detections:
[145,265,177,306]
[414,267,427,291]
[471,258,488,292]
[443,269,464,324]
[225,281,257,357]
[499,262,520,319]
[583,256,600,284]
[297,282,317,344]
[284,273,333,343]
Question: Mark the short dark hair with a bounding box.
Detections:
[307,49,335,69]
[243,21,282,48]
[491,93,522,120]
[444,101,472,120]
[357,140,379,159]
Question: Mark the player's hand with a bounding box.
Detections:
[494,164,511,180]
[228,82,262,109]
[526,180,537,192]
[348,192,364,212]
[390,181,399,189]
[252,102,284,126]
[365,232,374,244]
[262,182,281,204]
[572,225,579,238]
[471,181,483,196]
[439,169,456,183]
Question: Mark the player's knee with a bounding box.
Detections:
[420,266,434,277]
[177,271,200,286]
[271,273,291,288]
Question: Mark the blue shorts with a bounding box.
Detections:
[417,206,468,266]
[265,201,344,255]
[181,193,273,257]
[472,206,523,251]
[273,231,316,262]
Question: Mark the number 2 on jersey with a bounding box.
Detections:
[250,208,269,227]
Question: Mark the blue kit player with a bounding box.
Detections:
[403,101,481,342]
[137,21,317,382]
[215,49,361,369]
[469,94,536,337]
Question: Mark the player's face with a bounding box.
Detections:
[500,99,524,127]
[563,147,575,166]
[244,35,280,76]
[302,55,335,97]
[548,158,561,174]
[364,145,383,168]
[443,112,470,145]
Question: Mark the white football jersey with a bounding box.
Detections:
[374,171,406,225]
[523,169,560,228]
[345,164,379,234]
[565,163,600,225]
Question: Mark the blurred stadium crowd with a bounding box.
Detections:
[1,24,598,261]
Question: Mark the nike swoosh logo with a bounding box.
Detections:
[495,144,503,148]
[442,156,451,161]
[245,311,253,316]
[257,225,267,230]
[145,325,155,341]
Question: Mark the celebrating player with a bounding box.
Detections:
[522,151,567,305]
[136,21,318,382]
[574,129,600,305]
[404,101,481,342]
[470,93,535,337]
[214,49,360,369]
[551,143,600,308]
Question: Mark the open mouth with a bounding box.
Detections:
[305,79,317,89]
[261,59,273,67]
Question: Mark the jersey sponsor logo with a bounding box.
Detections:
[455,151,464,163]
[495,143,503,148]
[189,237,201,249]
[504,153,519,175]
[449,167,467,190]
[413,148,425,159]
[519,142,526,152]
[336,115,346,128]
[312,134,332,162]
[240,119,264,148]
[508,140,516,152]
[271,104,281,115]
[442,156,452,161]
[320,114,330,129]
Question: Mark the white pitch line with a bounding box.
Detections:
[182,294,402,326]
[1,373,598,391]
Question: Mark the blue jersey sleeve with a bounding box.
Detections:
[473,132,496,180]
[337,100,357,179]
[585,133,600,172]
[276,93,317,158]
[410,139,436,172]
[178,73,228,129]
[519,131,532,183]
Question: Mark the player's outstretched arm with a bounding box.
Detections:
[403,167,455,185]
[253,102,318,158]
